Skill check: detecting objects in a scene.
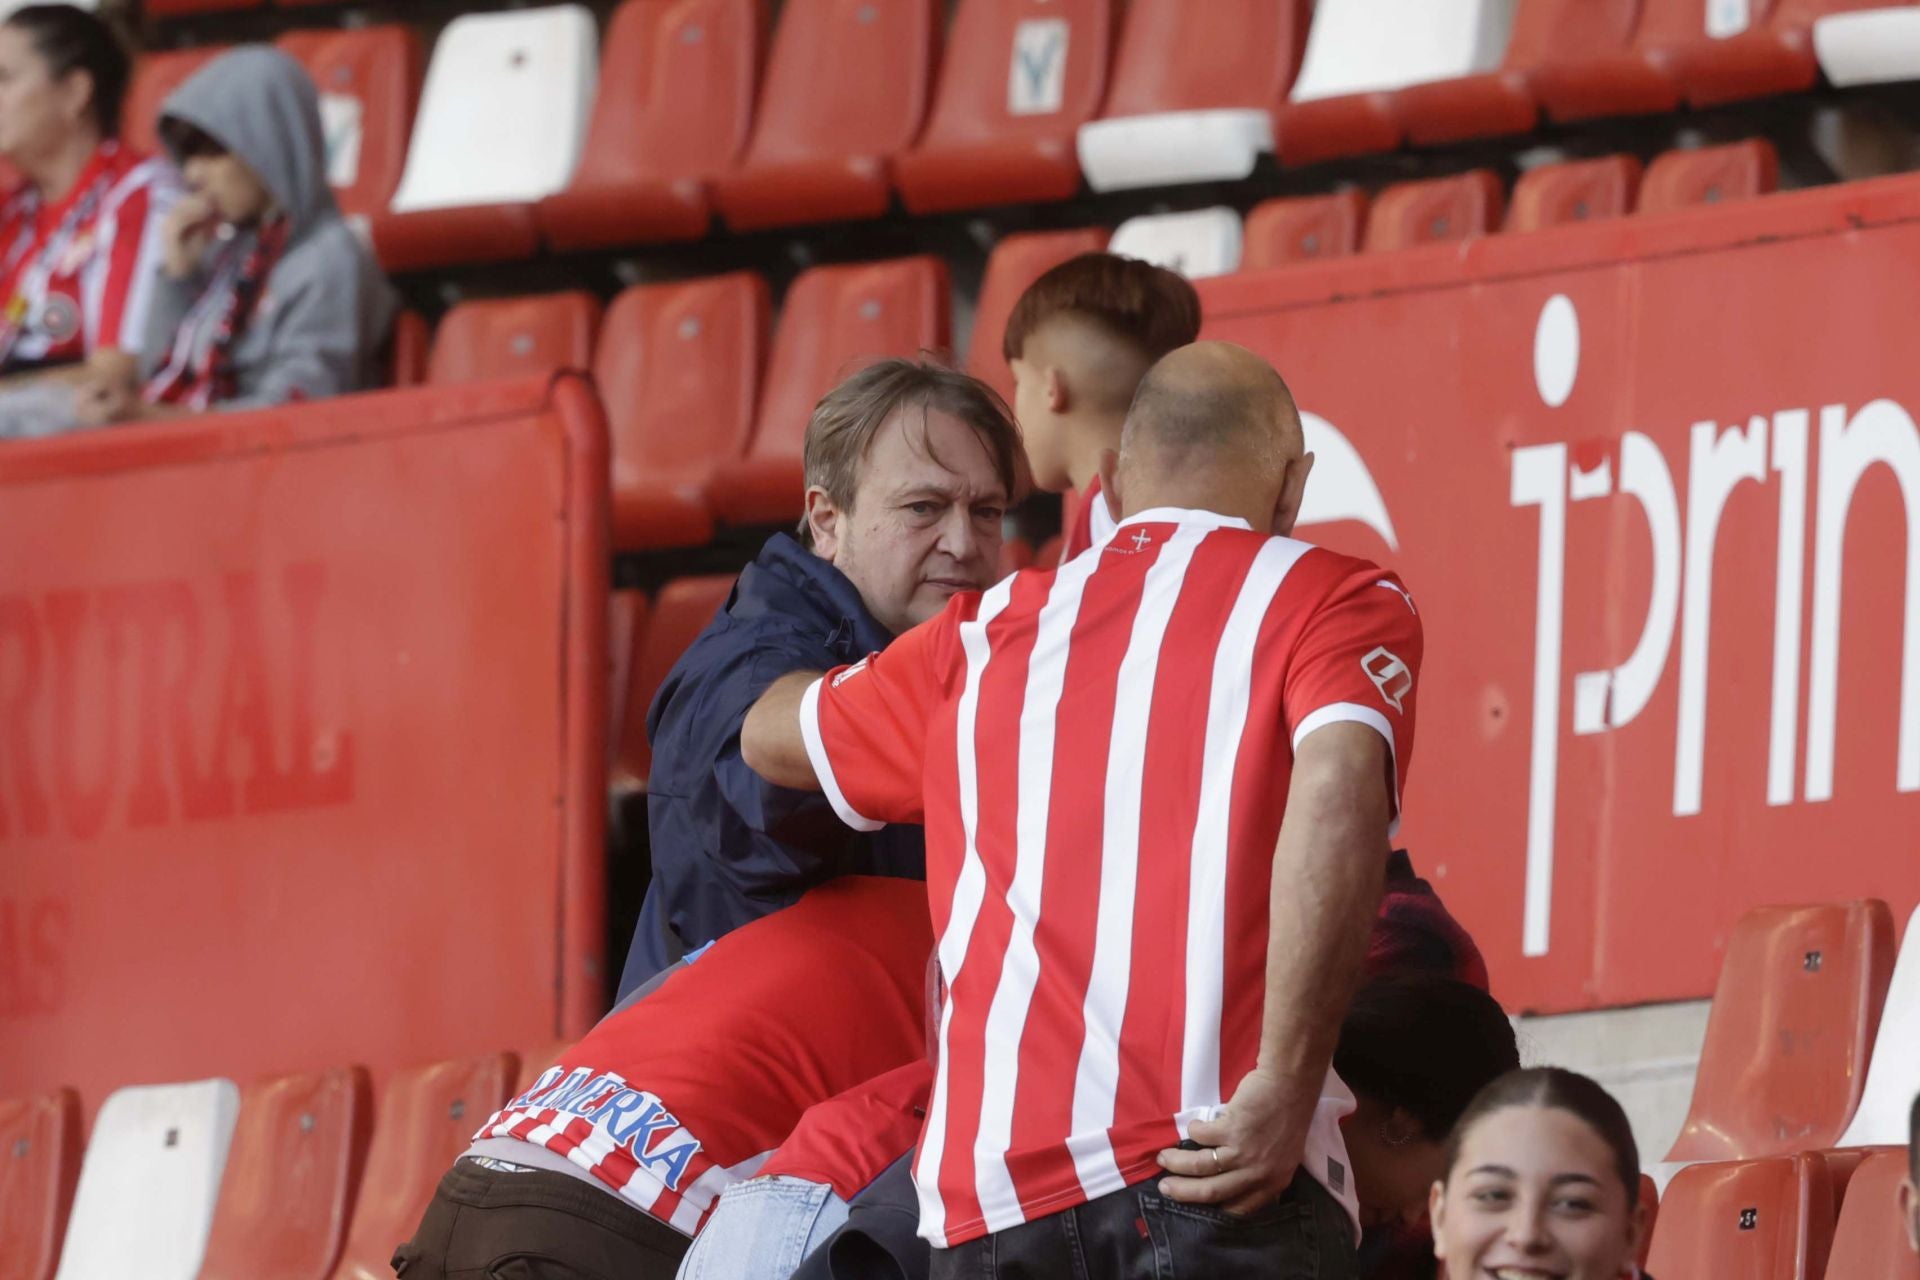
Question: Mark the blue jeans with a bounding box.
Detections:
[676,1176,851,1280]
[928,1167,1356,1280]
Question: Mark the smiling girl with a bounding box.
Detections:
[1430,1069,1652,1280]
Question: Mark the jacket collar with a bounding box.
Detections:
[739,534,895,663]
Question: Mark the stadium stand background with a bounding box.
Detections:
[4,0,1920,1274]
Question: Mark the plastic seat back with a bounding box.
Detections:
[121,48,226,156]
[715,0,939,228]
[618,575,740,784]
[199,1069,372,1280]
[1826,1148,1920,1279]
[1102,0,1309,116]
[1289,0,1517,102]
[598,273,769,547]
[427,293,602,387]
[1639,0,1886,105]
[1508,155,1642,232]
[388,309,431,388]
[1243,191,1368,270]
[327,1054,515,1280]
[1639,139,1780,214]
[897,0,1115,213]
[0,1090,80,1280]
[54,1080,241,1280]
[538,0,763,248]
[276,27,424,223]
[1365,171,1505,252]
[1667,900,1896,1162]
[389,6,598,213]
[753,256,950,468]
[967,227,1111,402]
[1840,904,1920,1146]
[1108,207,1244,279]
[1647,1153,1837,1280]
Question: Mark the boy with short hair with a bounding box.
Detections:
[1002,253,1200,561]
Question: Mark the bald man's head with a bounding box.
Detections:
[1104,342,1314,536]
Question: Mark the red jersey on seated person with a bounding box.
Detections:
[473,876,934,1236]
[801,506,1423,1248]
[0,141,172,372]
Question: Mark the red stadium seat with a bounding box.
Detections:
[617,575,738,786]
[327,1054,516,1280]
[536,0,765,251]
[388,309,431,388]
[1508,155,1643,232]
[1666,900,1895,1162]
[598,273,770,550]
[1827,1148,1920,1279]
[967,227,1110,404]
[1365,171,1504,253]
[199,1068,373,1280]
[711,0,940,230]
[122,48,227,157]
[1397,0,1661,143]
[276,27,424,225]
[1639,0,1888,107]
[1079,0,1308,191]
[513,1043,571,1096]
[608,589,649,781]
[706,256,951,525]
[1243,191,1369,270]
[893,0,1116,214]
[1646,1153,1836,1280]
[1639,139,1781,215]
[0,1089,80,1280]
[426,293,602,387]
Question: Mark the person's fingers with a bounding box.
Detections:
[1155,1145,1219,1178]
[1184,1115,1232,1149]
[1157,1166,1263,1206]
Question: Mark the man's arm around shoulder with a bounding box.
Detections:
[741,671,825,791]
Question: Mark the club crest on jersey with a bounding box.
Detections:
[832,655,872,687]
[1362,646,1412,713]
[38,295,80,342]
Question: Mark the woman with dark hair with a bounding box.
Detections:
[0,3,171,420]
[1334,976,1519,1279]
[1430,1068,1653,1280]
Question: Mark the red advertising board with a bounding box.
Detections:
[0,376,609,1103]
[1202,174,1920,1013]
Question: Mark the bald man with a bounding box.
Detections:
[741,342,1422,1277]
[1003,253,1201,562]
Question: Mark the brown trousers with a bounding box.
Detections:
[392,1158,691,1280]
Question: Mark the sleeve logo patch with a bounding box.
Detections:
[1362,646,1412,713]
[831,655,873,688]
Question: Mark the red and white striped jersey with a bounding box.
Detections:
[471,877,933,1237]
[0,142,176,372]
[1057,474,1118,564]
[802,506,1422,1248]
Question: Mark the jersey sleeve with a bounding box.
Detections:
[801,608,955,831]
[86,172,173,355]
[1283,568,1424,832]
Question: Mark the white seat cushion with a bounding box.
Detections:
[1837,902,1920,1145]
[390,4,598,213]
[1108,207,1244,279]
[1077,109,1275,192]
[1290,0,1517,102]
[55,1079,240,1280]
[1814,7,1920,87]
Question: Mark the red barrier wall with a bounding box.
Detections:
[0,376,609,1104]
[1202,174,1920,1014]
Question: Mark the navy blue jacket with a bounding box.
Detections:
[617,534,927,997]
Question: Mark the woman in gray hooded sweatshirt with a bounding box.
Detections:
[73,45,394,422]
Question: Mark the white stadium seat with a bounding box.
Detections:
[389,5,598,213]
[1814,6,1920,87]
[1288,0,1518,103]
[1836,902,1920,1146]
[1108,207,1244,279]
[1079,111,1275,193]
[54,1079,241,1280]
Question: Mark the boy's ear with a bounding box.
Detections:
[1045,366,1070,414]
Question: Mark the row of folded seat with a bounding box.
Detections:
[110,0,1920,273]
[393,139,1778,559]
[0,1044,566,1280]
[6,896,1914,1279]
